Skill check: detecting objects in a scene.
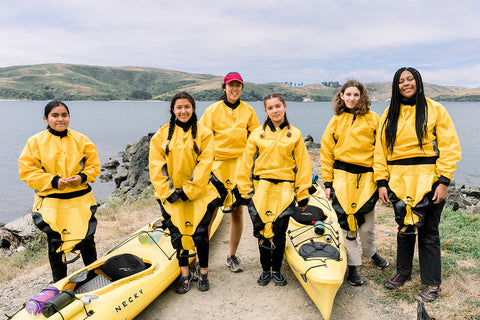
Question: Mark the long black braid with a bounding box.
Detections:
[165,92,200,155]
[260,93,291,138]
[190,112,200,154]
[382,67,428,154]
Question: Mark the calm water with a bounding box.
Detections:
[1,100,477,223]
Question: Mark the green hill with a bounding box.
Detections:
[0,63,479,102]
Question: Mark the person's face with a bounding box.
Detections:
[265,97,286,127]
[224,81,243,103]
[44,105,70,131]
[340,86,361,109]
[173,98,194,123]
[398,70,417,99]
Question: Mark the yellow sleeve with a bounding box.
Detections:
[247,108,260,137]
[236,135,258,198]
[183,127,215,200]
[320,117,336,183]
[198,106,213,131]
[80,135,100,183]
[373,110,390,183]
[148,130,175,201]
[294,134,312,202]
[18,136,56,192]
[434,104,461,180]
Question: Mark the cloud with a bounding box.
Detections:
[1,1,480,86]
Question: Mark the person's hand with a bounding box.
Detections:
[325,188,332,200]
[66,175,82,187]
[433,183,448,204]
[378,186,389,204]
[57,178,69,190]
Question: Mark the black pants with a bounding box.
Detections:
[396,200,444,286]
[47,233,97,282]
[158,199,217,270]
[258,215,290,272]
[177,240,209,268]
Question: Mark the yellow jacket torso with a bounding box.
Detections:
[236,124,312,202]
[18,128,100,197]
[320,110,379,183]
[199,100,259,160]
[374,97,461,182]
[149,123,215,201]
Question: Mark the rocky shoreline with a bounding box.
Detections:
[1,133,478,252]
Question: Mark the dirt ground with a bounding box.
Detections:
[1,207,417,320]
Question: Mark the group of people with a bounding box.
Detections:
[19,67,461,304]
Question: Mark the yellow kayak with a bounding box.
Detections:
[285,189,347,320]
[10,209,224,320]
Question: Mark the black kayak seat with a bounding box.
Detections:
[103,253,146,281]
[299,240,340,260]
[292,205,326,226]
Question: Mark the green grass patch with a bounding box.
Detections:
[440,209,480,276]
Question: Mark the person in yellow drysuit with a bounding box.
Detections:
[374,67,461,302]
[321,80,389,287]
[149,92,220,294]
[199,72,259,272]
[19,100,100,282]
[236,93,312,286]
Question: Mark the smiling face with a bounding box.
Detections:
[44,105,70,132]
[398,70,417,99]
[265,97,286,127]
[224,81,243,104]
[340,86,361,109]
[173,98,194,123]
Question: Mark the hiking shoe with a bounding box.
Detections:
[272,272,287,286]
[197,272,210,292]
[371,252,389,270]
[176,272,192,294]
[192,262,200,282]
[226,255,244,272]
[385,273,411,290]
[347,266,363,286]
[257,271,271,286]
[415,286,441,303]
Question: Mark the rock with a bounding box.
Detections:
[99,172,113,181]
[114,167,129,188]
[304,135,314,142]
[3,214,38,238]
[101,158,120,170]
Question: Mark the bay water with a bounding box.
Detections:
[1,100,477,223]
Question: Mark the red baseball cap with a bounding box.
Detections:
[223,72,243,84]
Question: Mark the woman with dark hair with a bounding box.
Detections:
[374,67,461,302]
[321,80,389,287]
[149,92,220,294]
[19,100,100,282]
[199,72,259,273]
[235,93,312,286]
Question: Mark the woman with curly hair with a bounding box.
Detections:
[321,80,389,286]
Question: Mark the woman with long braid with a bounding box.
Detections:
[235,93,312,286]
[149,92,220,294]
[199,72,259,273]
[374,67,461,302]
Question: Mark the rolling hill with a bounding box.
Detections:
[0,63,479,102]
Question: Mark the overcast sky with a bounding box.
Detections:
[1,0,479,87]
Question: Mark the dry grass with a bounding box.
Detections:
[1,185,479,319]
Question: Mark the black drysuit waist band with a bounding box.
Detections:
[333,160,373,174]
[40,185,92,200]
[387,156,437,166]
